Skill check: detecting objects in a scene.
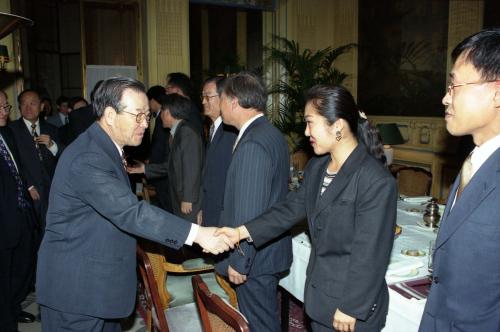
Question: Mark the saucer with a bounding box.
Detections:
[401,249,426,257]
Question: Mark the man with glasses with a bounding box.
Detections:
[36,77,233,331]
[198,76,237,227]
[419,29,500,332]
[0,90,38,331]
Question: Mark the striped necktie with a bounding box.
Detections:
[31,123,43,161]
[0,136,30,208]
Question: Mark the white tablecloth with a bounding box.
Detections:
[279,200,439,332]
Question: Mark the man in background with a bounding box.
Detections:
[9,89,63,230]
[215,72,292,332]
[198,76,237,227]
[419,28,500,332]
[0,90,38,330]
[46,96,70,128]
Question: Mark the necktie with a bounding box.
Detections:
[209,124,215,142]
[168,134,173,147]
[31,123,43,161]
[0,137,30,208]
[149,114,156,140]
[64,116,69,125]
[456,154,473,200]
[121,149,128,170]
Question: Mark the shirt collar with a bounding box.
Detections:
[213,116,223,134]
[170,119,182,137]
[23,117,39,132]
[470,134,500,175]
[235,113,263,144]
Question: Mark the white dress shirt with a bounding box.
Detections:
[22,118,58,156]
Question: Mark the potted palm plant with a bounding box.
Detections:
[266,36,356,153]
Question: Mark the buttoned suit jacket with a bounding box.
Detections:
[245,144,397,330]
[201,123,237,227]
[419,148,500,332]
[215,116,292,277]
[36,123,192,319]
[146,120,204,222]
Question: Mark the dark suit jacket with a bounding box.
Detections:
[9,118,62,227]
[145,120,204,222]
[201,123,237,227]
[67,104,96,143]
[245,144,397,329]
[419,148,500,332]
[0,127,34,249]
[215,116,292,277]
[36,123,193,319]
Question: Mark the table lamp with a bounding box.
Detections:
[377,123,404,165]
[0,45,9,71]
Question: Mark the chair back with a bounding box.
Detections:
[396,166,432,196]
[192,275,249,332]
[136,245,170,332]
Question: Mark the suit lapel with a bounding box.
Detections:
[208,123,223,151]
[310,144,367,222]
[436,149,499,248]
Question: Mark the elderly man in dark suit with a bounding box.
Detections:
[215,72,292,332]
[418,29,500,332]
[0,91,38,331]
[9,89,63,230]
[198,76,237,227]
[36,77,233,332]
[128,93,204,223]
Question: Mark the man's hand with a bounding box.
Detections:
[181,201,192,214]
[36,134,53,147]
[215,226,250,244]
[197,210,203,225]
[333,308,356,332]
[127,160,145,174]
[28,187,40,201]
[194,226,234,255]
[228,265,247,285]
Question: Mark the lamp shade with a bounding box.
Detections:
[377,123,404,145]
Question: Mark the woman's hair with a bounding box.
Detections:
[305,84,386,164]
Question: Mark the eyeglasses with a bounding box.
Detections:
[200,94,219,102]
[120,109,151,123]
[447,80,500,95]
[0,104,12,113]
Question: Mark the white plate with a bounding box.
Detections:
[403,196,432,204]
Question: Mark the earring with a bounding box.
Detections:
[335,130,342,141]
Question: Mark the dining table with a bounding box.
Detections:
[279,197,441,332]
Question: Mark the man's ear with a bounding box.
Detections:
[103,106,116,125]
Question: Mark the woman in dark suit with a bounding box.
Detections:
[218,84,397,332]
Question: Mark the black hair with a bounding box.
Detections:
[92,77,146,119]
[221,71,267,113]
[305,84,386,164]
[68,97,89,110]
[17,89,41,104]
[203,76,226,95]
[157,93,191,120]
[147,85,166,101]
[451,28,500,81]
[56,96,69,106]
[166,72,192,96]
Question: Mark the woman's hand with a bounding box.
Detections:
[333,308,356,332]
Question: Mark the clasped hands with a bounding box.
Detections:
[195,226,248,255]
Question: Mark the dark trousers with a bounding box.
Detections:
[41,305,121,332]
[0,210,36,332]
[236,273,281,332]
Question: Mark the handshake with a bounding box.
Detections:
[193,226,250,255]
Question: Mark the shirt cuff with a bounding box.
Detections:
[48,142,58,156]
[185,223,200,245]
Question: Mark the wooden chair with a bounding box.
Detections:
[137,178,156,203]
[136,245,201,332]
[140,241,238,310]
[192,275,250,332]
[396,166,432,196]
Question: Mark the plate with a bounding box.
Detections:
[390,268,419,278]
[416,219,438,231]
